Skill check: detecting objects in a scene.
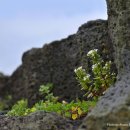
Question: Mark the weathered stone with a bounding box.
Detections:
[7,20,115,106]
[0,111,81,130]
[107,0,130,75]
[78,1,130,130]
[0,73,9,97]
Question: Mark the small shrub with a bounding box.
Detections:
[39,83,58,102]
[7,99,28,116]
[74,49,116,99]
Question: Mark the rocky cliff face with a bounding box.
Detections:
[5,19,114,106]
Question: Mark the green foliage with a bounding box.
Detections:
[7,99,28,116]
[7,83,97,120]
[31,99,97,120]
[39,83,53,95]
[7,98,96,120]
[74,49,116,99]
[39,83,58,102]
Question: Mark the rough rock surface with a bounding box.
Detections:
[7,19,115,106]
[0,73,9,97]
[78,0,130,130]
[0,111,81,130]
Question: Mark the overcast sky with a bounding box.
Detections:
[0,0,107,75]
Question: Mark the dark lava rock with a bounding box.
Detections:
[0,73,9,97]
[0,111,8,115]
[0,111,81,130]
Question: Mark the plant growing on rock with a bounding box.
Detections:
[7,99,28,116]
[8,50,114,119]
[31,99,96,120]
[39,83,58,102]
[7,83,97,120]
[74,49,116,99]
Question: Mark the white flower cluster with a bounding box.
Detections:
[74,66,84,73]
[103,61,112,70]
[87,49,98,57]
[83,74,90,81]
[92,63,99,71]
[74,66,83,73]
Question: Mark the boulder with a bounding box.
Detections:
[78,0,130,130]
[0,73,9,97]
[0,111,81,130]
[7,20,115,106]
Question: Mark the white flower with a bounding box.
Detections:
[77,66,83,70]
[87,49,98,57]
[83,77,87,81]
[87,93,93,98]
[109,61,111,63]
[74,68,77,73]
[104,61,111,69]
[86,74,90,78]
[74,66,83,73]
[92,64,98,70]
[83,74,90,81]
[87,50,93,56]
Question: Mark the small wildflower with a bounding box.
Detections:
[74,49,116,99]
[62,100,68,104]
[92,63,99,71]
[92,64,96,70]
[74,68,77,73]
[77,66,83,70]
[87,49,98,57]
[74,66,82,73]
[83,77,87,81]
[83,74,90,81]
[87,93,93,98]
